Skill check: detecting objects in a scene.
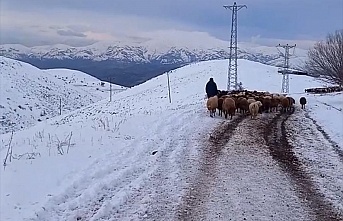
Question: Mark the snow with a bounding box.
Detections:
[286,94,343,214]
[306,92,343,146]
[0,56,126,134]
[0,58,342,220]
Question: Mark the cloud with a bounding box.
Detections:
[1,0,342,47]
[56,29,86,37]
[247,35,316,50]
[0,7,196,46]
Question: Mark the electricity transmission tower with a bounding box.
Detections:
[224,2,247,91]
[276,44,296,94]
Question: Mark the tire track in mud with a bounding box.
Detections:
[264,111,343,221]
[304,112,343,161]
[176,115,246,220]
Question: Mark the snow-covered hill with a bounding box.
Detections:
[1,59,341,220]
[0,56,126,134]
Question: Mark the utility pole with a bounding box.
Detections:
[224,2,247,91]
[276,44,296,94]
[167,71,172,103]
[59,97,62,115]
[108,77,113,102]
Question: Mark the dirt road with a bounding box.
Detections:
[177,110,343,221]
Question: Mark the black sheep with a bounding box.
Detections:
[300,97,307,109]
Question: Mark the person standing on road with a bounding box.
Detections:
[205,77,218,98]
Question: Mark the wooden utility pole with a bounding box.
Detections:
[109,77,113,102]
[59,97,62,115]
[167,71,172,103]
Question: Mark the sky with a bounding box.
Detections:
[0,0,342,49]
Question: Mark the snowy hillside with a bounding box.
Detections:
[1,59,342,220]
[0,56,126,134]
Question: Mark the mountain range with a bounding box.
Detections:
[0,40,308,87]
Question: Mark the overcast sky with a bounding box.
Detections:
[1,0,342,49]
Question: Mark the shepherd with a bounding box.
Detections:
[205,77,218,98]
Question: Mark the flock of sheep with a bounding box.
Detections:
[304,86,342,94]
[206,90,307,119]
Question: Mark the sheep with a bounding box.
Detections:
[270,97,279,112]
[217,97,224,117]
[272,93,281,98]
[217,90,228,98]
[237,97,249,114]
[249,101,263,119]
[305,86,343,94]
[236,97,245,113]
[280,97,290,112]
[255,97,265,114]
[262,96,272,113]
[206,95,218,117]
[287,97,295,112]
[300,97,307,109]
[208,89,302,116]
[247,98,256,105]
[222,97,236,119]
[221,95,232,100]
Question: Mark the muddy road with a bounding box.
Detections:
[177,110,343,221]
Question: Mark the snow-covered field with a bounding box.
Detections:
[0,56,126,134]
[0,58,342,220]
[306,92,343,145]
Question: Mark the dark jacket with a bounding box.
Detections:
[205,78,218,98]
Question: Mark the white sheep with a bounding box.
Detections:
[249,101,263,119]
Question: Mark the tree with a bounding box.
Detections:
[304,29,343,86]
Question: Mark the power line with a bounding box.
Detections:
[276,44,296,94]
[224,2,247,91]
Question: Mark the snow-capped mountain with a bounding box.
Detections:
[0,56,126,134]
[0,41,307,65]
[0,41,308,87]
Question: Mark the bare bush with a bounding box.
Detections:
[17,152,41,160]
[304,29,343,85]
[55,132,73,155]
[114,119,126,132]
[93,117,125,132]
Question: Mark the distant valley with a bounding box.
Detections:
[0,42,308,87]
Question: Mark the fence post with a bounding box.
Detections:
[167,72,172,103]
[109,77,112,102]
[59,97,62,115]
